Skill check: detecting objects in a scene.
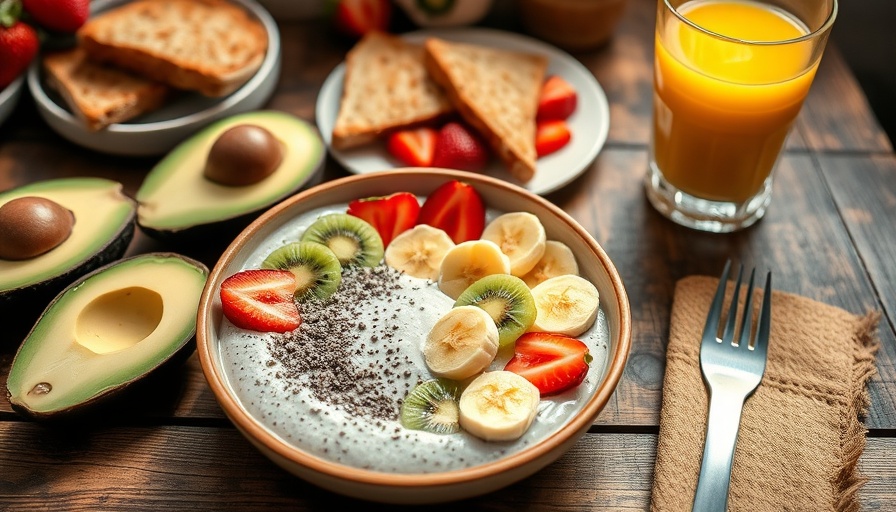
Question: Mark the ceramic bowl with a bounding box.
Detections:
[27,0,280,156]
[196,169,631,504]
[0,74,25,128]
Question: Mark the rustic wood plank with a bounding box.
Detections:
[0,425,892,510]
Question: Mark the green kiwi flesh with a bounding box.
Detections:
[260,242,342,301]
[454,274,537,347]
[400,379,461,435]
[300,213,384,267]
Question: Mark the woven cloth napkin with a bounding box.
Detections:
[651,275,881,512]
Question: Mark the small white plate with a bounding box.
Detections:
[27,0,281,157]
[315,27,611,196]
[0,75,25,128]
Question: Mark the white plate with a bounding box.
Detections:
[0,74,25,128]
[315,27,611,196]
[27,0,281,157]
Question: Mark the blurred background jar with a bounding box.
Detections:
[519,0,628,51]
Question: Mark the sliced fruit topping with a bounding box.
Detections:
[504,332,591,396]
[521,240,579,288]
[260,242,343,302]
[480,212,547,277]
[417,180,486,244]
[386,127,438,167]
[346,191,420,248]
[431,122,489,172]
[400,378,462,435]
[535,119,572,158]
[530,274,600,337]
[301,213,384,267]
[220,269,301,333]
[438,239,510,300]
[537,75,578,121]
[458,370,540,442]
[454,274,536,348]
[332,0,391,39]
[423,305,499,381]
[384,224,455,280]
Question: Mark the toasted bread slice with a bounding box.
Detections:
[423,38,547,183]
[43,48,171,131]
[78,0,267,97]
[332,31,454,150]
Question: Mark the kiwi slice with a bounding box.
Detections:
[454,274,537,347]
[260,241,342,301]
[400,379,461,435]
[300,213,384,267]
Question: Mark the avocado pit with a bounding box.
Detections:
[203,124,284,186]
[0,196,75,260]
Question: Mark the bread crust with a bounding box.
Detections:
[43,48,171,131]
[332,31,454,150]
[423,38,547,183]
[77,0,267,97]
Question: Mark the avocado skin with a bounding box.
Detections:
[5,252,209,421]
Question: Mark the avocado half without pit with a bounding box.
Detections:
[6,252,209,420]
[135,111,325,240]
[0,177,136,306]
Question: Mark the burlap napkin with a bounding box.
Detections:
[651,275,881,512]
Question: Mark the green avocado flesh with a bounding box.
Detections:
[0,178,136,294]
[6,252,209,419]
[136,111,324,233]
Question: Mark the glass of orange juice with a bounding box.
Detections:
[645,0,837,232]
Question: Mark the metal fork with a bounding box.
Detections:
[692,260,772,512]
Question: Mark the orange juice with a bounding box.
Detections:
[652,0,818,203]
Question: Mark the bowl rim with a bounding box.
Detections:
[196,168,632,489]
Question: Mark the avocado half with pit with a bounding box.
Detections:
[0,177,136,306]
[135,110,325,240]
[6,252,209,420]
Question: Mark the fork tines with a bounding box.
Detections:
[703,260,772,352]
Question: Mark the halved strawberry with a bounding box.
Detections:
[347,191,420,247]
[431,122,489,172]
[504,332,592,396]
[220,269,301,333]
[535,119,572,158]
[386,127,437,167]
[332,0,391,39]
[417,180,485,244]
[537,75,578,121]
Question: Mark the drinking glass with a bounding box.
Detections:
[645,0,837,232]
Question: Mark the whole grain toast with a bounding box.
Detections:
[77,0,268,97]
[423,38,547,183]
[332,31,454,150]
[43,48,171,131]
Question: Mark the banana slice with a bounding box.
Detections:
[480,212,547,277]
[423,305,500,381]
[521,240,579,288]
[459,370,540,442]
[530,274,599,337]
[385,224,456,280]
[438,240,511,299]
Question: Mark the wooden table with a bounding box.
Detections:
[2,0,894,509]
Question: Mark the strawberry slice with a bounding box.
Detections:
[332,0,391,39]
[347,191,420,247]
[431,122,489,172]
[417,180,486,244]
[535,119,572,158]
[220,269,301,333]
[386,127,437,167]
[537,75,578,121]
[504,332,592,396]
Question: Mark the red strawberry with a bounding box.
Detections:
[537,75,578,121]
[332,0,391,39]
[535,119,572,158]
[21,0,89,33]
[0,21,39,89]
[417,180,485,244]
[504,332,592,396]
[386,127,437,167]
[220,269,302,333]
[347,191,420,247]
[431,122,489,172]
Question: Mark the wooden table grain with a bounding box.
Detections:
[2,0,895,509]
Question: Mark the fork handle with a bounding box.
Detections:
[692,388,748,512]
